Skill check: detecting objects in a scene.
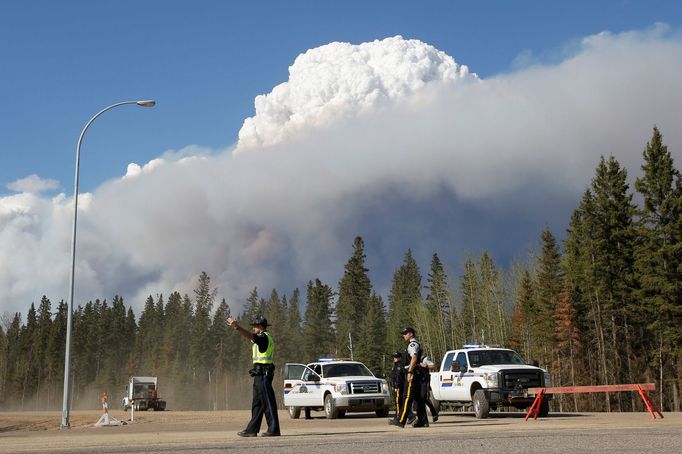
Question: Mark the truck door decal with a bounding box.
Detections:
[441,375,453,388]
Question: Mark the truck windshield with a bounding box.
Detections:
[322,363,373,377]
[467,350,526,367]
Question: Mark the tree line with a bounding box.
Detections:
[0,127,679,412]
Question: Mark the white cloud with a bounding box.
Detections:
[237,36,475,149]
[1,30,682,316]
[7,174,59,193]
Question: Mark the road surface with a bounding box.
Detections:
[0,410,679,453]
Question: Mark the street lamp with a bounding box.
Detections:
[61,100,155,430]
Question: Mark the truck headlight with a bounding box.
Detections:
[543,372,552,387]
[332,383,348,395]
[483,372,498,387]
[382,381,389,394]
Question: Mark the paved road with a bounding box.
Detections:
[2,411,680,453]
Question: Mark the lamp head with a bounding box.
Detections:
[136,100,156,107]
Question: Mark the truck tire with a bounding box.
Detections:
[473,389,490,419]
[288,406,301,419]
[324,393,340,419]
[538,400,550,417]
[375,407,389,418]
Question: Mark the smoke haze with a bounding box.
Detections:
[2,28,682,315]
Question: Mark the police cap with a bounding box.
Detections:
[250,316,270,328]
[400,326,415,335]
[391,351,403,358]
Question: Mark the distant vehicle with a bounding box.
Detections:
[122,376,166,411]
[430,345,552,418]
[283,359,390,419]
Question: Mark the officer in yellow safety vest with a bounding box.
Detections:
[228,316,281,437]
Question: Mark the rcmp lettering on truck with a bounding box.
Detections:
[283,359,391,419]
[430,346,552,418]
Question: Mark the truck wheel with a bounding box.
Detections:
[375,407,389,418]
[288,406,301,419]
[324,394,339,419]
[473,389,490,419]
[538,400,550,417]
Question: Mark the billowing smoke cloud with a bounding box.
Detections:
[2,28,682,316]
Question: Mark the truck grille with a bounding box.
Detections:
[349,381,380,394]
[501,370,542,391]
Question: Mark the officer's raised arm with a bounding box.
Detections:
[227,317,255,341]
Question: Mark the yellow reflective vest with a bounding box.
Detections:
[252,332,274,364]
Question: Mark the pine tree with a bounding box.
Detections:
[45,300,67,406]
[335,237,372,357]
[387,249,422,353]
[4,313,22,405]
[35,296,52,397]
[283,289,303,365]
[108,296,128,383]
[124,306,137,377]
[459,257,479,344]
[422,253,451,360]
[634,126,682,410]
[242,287,262,322]
[161,292,184,373]
[553,281,582,411]
[509,270,535,360]
[209,298,232,410]
[478,252,506,347]
[566,156,636,410]
[303,279,335,361]
[18,304,39,407]
[190,272,217,392]
[136,296,158,373]
[356,292,387,376]
[533,228,564,368]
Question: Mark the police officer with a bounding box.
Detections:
[389,352,414,425]
[396,327,428,428]
[227,316,281,437]
[420,356,439,422]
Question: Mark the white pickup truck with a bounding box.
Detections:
[430,346,551,418]
[283,359,390,419]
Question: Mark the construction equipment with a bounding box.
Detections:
[122,376,166,411]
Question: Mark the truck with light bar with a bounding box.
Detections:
[430,345,552,418]
[283,359,391,419]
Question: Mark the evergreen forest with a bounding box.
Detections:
[0,127,680,413]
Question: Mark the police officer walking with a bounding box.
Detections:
[396,327,428,428]
[227,316,281,437]
[389,351,414,425]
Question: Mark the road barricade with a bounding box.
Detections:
[525,383,663,421]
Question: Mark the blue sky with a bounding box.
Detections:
[2,0,680,192]
[2,1,682,315]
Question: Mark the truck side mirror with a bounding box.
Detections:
[309,374,320,382]
[458,364,468,373]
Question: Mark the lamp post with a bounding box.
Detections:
[61,100,155,430]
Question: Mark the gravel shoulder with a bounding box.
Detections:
[1,410,680,453]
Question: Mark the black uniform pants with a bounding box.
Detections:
[398,375,427,426]
[245,366,280,434]
[392,385,413,420]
